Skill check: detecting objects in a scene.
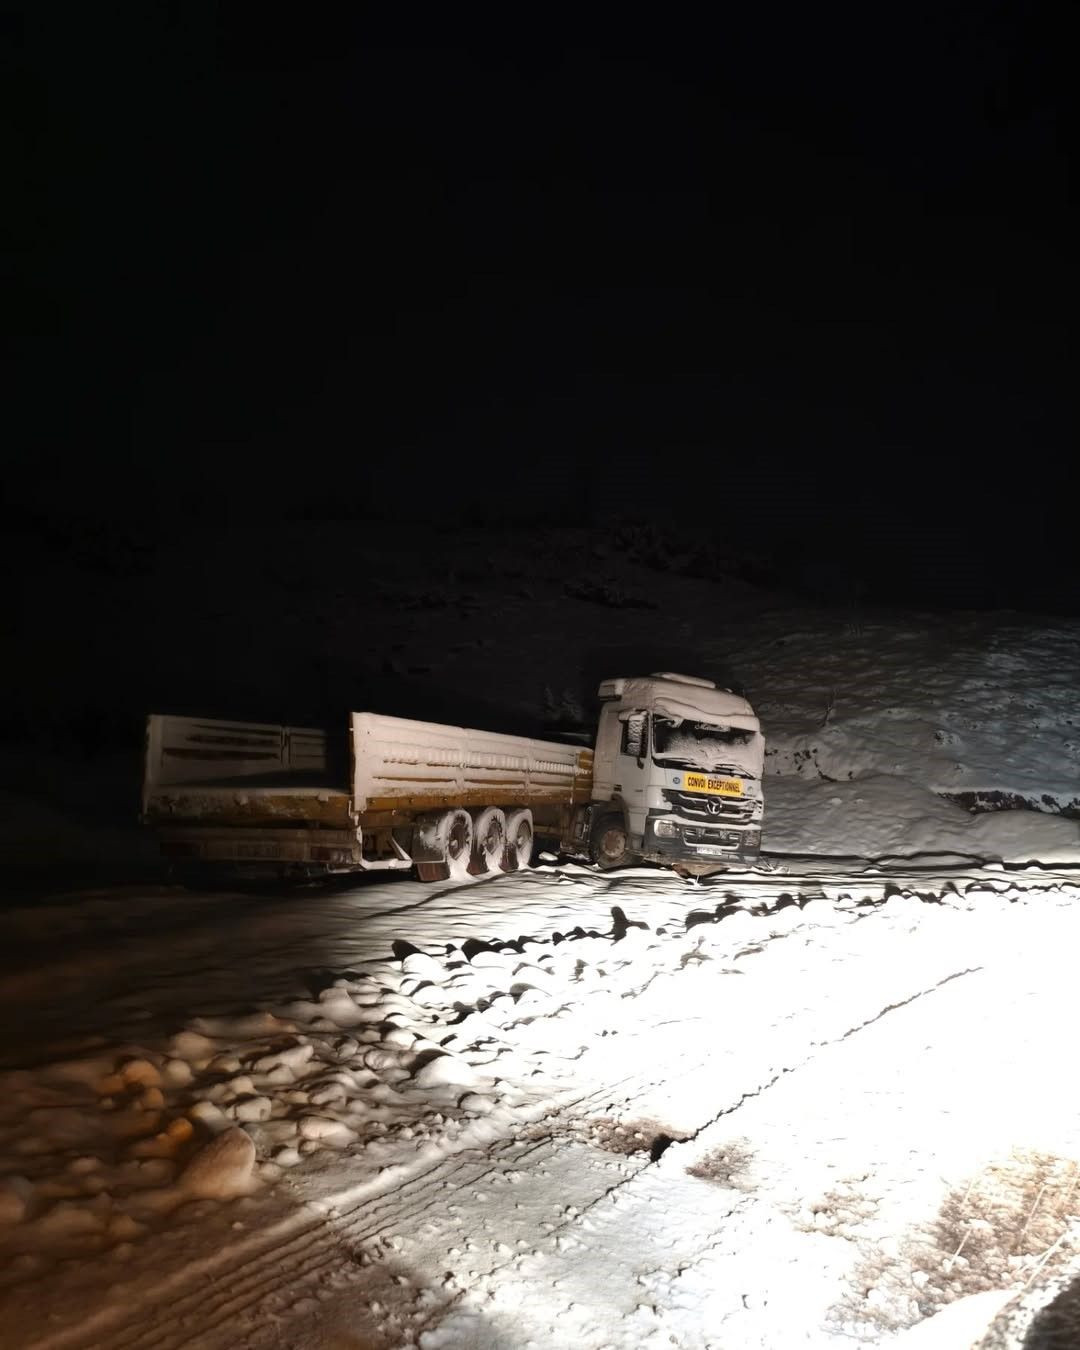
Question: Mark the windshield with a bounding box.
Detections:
[652,716,759,774]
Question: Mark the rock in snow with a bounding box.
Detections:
[298,1115,357,1146]
[458,1093,497,1116]
[179,1127,257,1200]
[232,1096,272,1123]
[0,1176,33,1226]
[412,1055,483,1090]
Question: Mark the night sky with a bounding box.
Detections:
[9,6,1077,610]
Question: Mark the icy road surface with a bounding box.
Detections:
[3,861,1080,1350]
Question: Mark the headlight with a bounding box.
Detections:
[653,819,679,839]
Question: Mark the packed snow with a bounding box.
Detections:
[2,525,1079,1348]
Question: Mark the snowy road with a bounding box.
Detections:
[0,857,1023,1065]
[3,861,1080,1349]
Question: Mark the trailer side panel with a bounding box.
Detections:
[351,712,593,814]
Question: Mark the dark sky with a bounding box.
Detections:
[9,6,1076,603]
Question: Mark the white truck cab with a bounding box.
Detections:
[588,672,764,869]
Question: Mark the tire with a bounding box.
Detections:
[503,809,534,871]
[591,814,630,869]
[412,809,473,881]
[410,804,469,880]
[470,807,507,875]
[441,808,474,880]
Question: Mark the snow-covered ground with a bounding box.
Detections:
[3,523,1080,1347]
[741,615,1080,816]
[3,861,1080,1349]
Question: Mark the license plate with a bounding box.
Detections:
[236,842,281,859]
[684,772,743,797]
[693,843,731,856]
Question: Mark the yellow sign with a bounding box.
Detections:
[684,773,743,797]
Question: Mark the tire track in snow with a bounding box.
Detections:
[402,965,993,1346]
[26,1152,486,1350]
[36,918,920,1347]
[125,1053,712,1350]
[12,888,1023,1349]
[23,1026,728,1350]
[49,1135,610,1350]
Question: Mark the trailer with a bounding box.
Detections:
[142,711,594,881]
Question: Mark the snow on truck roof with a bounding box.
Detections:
[596,673,759,726]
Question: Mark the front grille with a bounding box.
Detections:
[682,826,743,846]
[664,789,755,823]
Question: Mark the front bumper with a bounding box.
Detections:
[641,812,761,866]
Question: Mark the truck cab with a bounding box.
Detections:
[589,672,764,869]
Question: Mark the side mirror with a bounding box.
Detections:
[620,711,648,769]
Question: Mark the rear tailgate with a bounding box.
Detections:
[142,714,350,826]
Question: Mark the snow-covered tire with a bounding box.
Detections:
[503,809,534,871]
[470,807,506,875]
[591,814,630,869]
[440,809,474,880]
[412,810,473,880]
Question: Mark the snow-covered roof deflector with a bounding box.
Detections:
[596,674,759,727]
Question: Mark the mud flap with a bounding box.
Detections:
[354,828,414,872]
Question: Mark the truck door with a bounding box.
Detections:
[591,704,621,801]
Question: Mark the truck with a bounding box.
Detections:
[141,673,764,882]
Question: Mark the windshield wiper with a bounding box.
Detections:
[657,758,745,775]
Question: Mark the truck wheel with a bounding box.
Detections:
[441,808,474,880]
[415,862,446,883]
[503,809,534,871]
[591,815,630,869]
[470,807,506,874]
